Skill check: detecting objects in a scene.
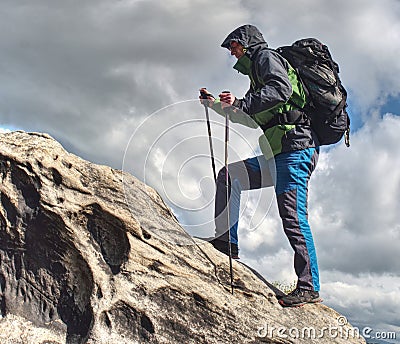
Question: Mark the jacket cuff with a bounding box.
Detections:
[233,98,242,108]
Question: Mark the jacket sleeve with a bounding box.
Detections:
[239,51,293,115]
[211,99,259,129]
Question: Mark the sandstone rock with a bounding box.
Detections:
[0,131,366,344]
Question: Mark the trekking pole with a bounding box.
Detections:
[200,89,217,182]
[222,90,234,295]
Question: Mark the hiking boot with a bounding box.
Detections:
[279,288,321,307]
[209,238,239,259]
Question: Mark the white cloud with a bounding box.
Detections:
[0,0,250,168]
[1,0,400,337]
[2,0,399,166]
[310,114,400,274]
[245,0,400,112]
[323,273,400,336]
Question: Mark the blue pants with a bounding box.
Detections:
[214,147,320,291]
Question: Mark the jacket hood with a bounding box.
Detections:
[221,25,268,58]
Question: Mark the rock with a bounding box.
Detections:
[0,131,365,344]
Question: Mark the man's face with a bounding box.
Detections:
[230,41,245,59]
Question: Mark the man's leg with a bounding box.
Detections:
[214,155,273,250]
[274,147,320,305]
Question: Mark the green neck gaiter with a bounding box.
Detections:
[233,54,252,75]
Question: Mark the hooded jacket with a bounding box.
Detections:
[214,25,318,157]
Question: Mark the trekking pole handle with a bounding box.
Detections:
[200,88,215,100]
[220,90,234,108]
[200,89,208,99]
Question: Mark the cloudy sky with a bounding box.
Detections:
[1,0,400,340]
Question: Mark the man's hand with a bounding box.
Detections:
[219,91,236,108]
[199,88,215,107]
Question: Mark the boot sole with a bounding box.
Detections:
[279,298,323,308]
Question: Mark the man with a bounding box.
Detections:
[200,25,321,307]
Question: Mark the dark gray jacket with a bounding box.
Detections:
[220,25,318,157]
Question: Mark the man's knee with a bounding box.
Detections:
[277,189,298,219]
